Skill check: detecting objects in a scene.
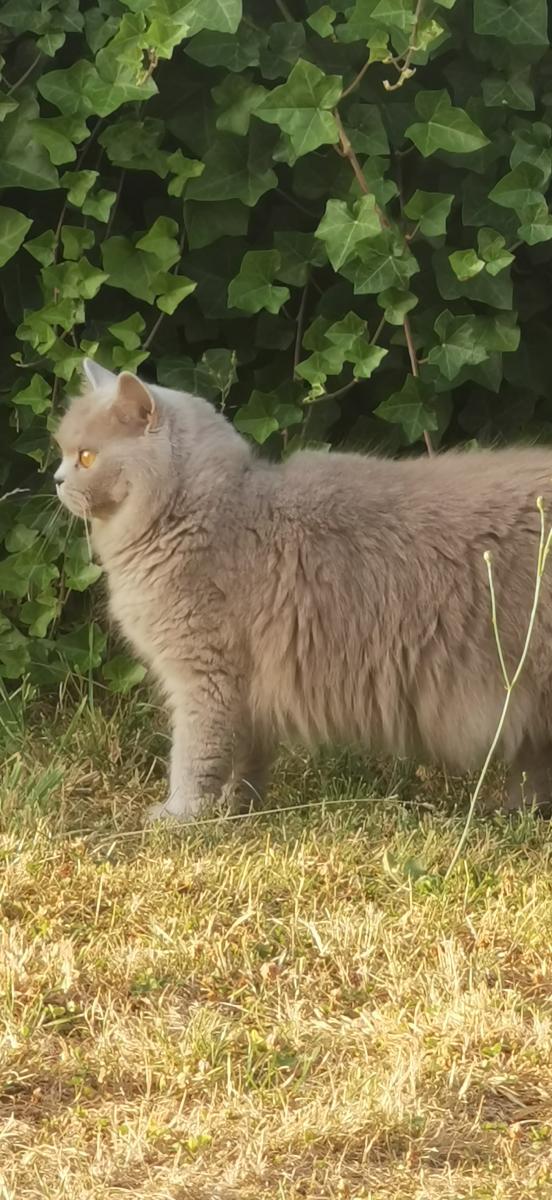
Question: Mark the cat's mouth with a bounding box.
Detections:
[56,482,91,520]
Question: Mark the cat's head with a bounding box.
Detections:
[54,359,166,520]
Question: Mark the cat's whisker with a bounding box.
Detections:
[83,516,93,561]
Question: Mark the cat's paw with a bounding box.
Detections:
[146,800,196,825]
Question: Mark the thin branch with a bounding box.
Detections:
[274,0,294,18]
[486,552,510,690]
[143,311,165,353]
[293,277,310,375]
[276,187,318,220]
[383,0,424,93]
[340,58,372,103]
[403,313,433,455]
[321,378,358,403]
[5,51,42,95]
[334,112,432,455]
[333,110,389,227]
[371,314,387,345]
[105,170,126,240]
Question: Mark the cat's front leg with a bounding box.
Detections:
[147,684,243,824]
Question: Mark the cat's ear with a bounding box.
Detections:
[113,372,157,433]
[83,358,116,391]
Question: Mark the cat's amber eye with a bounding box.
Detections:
[78,449,97,469]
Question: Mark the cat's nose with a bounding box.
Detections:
[54,464,66,485]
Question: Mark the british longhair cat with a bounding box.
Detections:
[54,359,552,821]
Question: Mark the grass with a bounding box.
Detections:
[2,693,552,1199]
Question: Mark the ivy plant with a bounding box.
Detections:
[0,0,551,689]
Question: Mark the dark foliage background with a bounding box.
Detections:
[0,0,551,689]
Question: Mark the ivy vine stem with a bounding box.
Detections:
[333,109,433,455]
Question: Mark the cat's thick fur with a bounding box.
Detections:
[54,360,552,821]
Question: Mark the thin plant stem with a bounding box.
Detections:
[334,111,433,456]
[403,313,433,455]
[445,498,552,880]
[274,0,293,18]
[5,51,42,94]
[485,552,510,689]
[293,276,310,375]
[340,59,372,102]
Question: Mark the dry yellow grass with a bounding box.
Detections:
[2,697,552,1199]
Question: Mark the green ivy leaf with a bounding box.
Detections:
[99,119,168,176]
[57,624,107,674]
[212,75,267,136]
[489,164,546,217]
[185,24,264,70]
[234,393,279,443]
[29,116,89,166]
[182,0,243,35]
[0,208,33,268]
[404,190,454,236]
[186,132,277,205]
[0,95,59,190]
[60,169,98,206]
[0,616,30,679]
[257,60,341,159]
[477,228,514,275]
[374,377,438,444]
[4,525,39,553]
[344,104,389,157]
[109,313,146,351]
[136,217,181,268]
[228,250,290,314]
[81,188,116,222]
[428,311,519,382]
[167,151,204,197]
[307,6,336,37]
[351,344,388,379]
[473,0,548,46]
[183,199,249,249]
[517,201,552,245]
[482,72,534,112]
[61,226,95,261]
[448,249,485,282]
[342,231,419,294]
[24,230,56,267]
[315,196,381,271]
[0,98,18,122]
[156,274,197,314]
[20,597,59,638]
[101,237,163,303]
[260,21,306,79]
[406,90,489,157]
[13,374,51,414]
[427,313,487,381]
[64,537,103,591]
[510,123,552,182]
[102,654,146,694]
[377,287,418,325]
[273,231,325,286]
[42,258,108,301]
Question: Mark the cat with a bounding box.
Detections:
[54,358,552,822]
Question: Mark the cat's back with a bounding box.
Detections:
[272,445,552,548]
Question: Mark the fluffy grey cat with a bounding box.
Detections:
[54,359,552,822]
